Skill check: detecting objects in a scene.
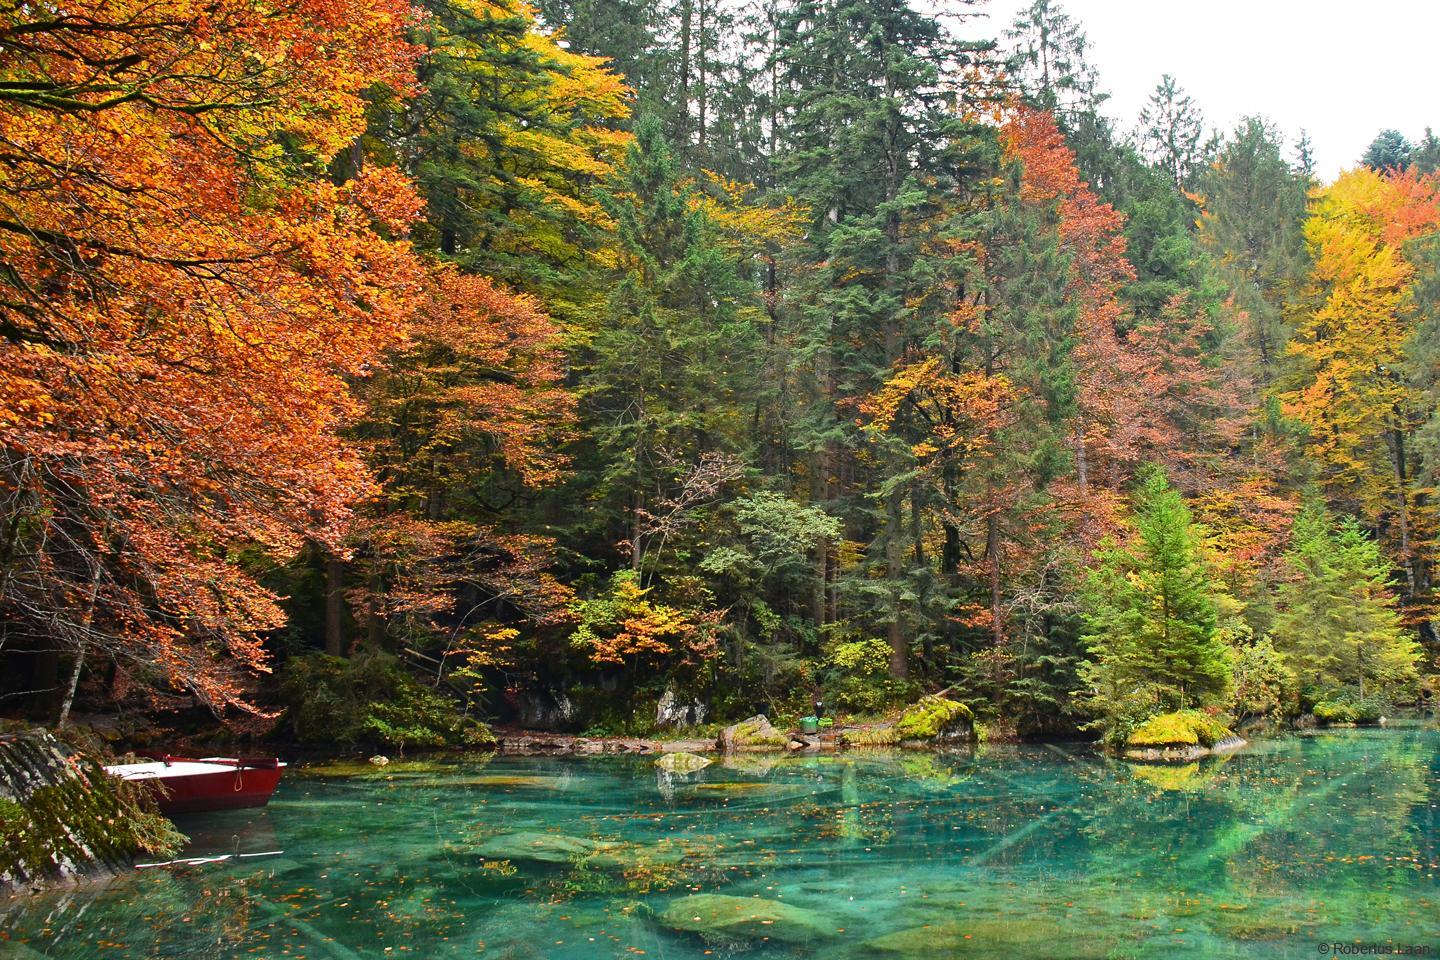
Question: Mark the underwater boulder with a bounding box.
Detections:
[1123,710,1243,761]
[655,751,712,773]
[865,919,1117,958]
[717,716,789,753]
[658,893,836,945]
[473,831,616,864]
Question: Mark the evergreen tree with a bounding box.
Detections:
[773,0,979,678]
[1362,128,1414,173]
[1272,506,1422,700]
[1004,0,1103,123]
[371,0,630,310]
[579,118,764,574]
[1137,74,1209,191]
[1197,118,1310,388]
[1077,466,1231,724]
[1413,128,1440,175]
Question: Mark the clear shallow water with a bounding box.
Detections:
[2,729,1437,959]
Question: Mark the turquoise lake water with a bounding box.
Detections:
[2,728,1438,959]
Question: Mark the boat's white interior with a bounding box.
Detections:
[104,760,285,780]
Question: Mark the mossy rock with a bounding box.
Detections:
[894,695,974,742]
[717,716,789,752]
[865,919,1118,958]
[1,730,185,893]
[584,838,689,872]
[655,752,712,774]
[657,893,837,945]
[1125,710,1235,759]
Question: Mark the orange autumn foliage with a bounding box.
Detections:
[0,0,577,717]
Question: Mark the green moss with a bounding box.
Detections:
[1126,710,1232,749]
[720,716,789,750]
[842,725,901,746]
[1,733,185,890]
[894,695,974,741]
[1312,695,1385,725]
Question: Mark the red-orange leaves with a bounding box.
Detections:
[0,0,419,717]
[407,267,577,488]
[1000,107,1147,502]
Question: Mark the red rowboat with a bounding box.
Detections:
[105,756,286,815]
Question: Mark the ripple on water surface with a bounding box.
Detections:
[2,727,1438,959]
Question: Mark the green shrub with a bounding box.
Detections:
[1229,636,1299,722]
[278,652,494,750]
[1312,693,1386,725]
[823,639,916,715]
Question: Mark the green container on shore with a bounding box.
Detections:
[799,716,819,734]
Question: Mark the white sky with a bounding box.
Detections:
[968,0,1440,181]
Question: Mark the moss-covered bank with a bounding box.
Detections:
[0,729,183,894]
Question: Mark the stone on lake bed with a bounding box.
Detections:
[864,919,1118,958]
[691,781,782,793]
[655,751,712,773]
[467,774,562,788]
[658,893,837,945]
[473,831,617,864]
[472,831,688,870]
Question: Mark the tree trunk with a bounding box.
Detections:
[986,510,1003,647]
[886,484,908,679]
[325,555,346,657]
[57,563,102,728]
[677,0,694,147]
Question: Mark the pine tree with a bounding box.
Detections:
[1197,118,1310,388]
[1077,466,1230,723]
[1137,74,1209,191]
[1362,129,1414,173]
[1272,506,1421,700]
[773,0,979,678]
[580,118,764,574]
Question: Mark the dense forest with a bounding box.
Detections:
[3,0,1439,748]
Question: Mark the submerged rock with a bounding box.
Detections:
[658,893,836,945]
[474,831,616,864]
[717,715,789,753]
[1123,710,1244,761]
[655,751,711,773]
[865,919,1116,958]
